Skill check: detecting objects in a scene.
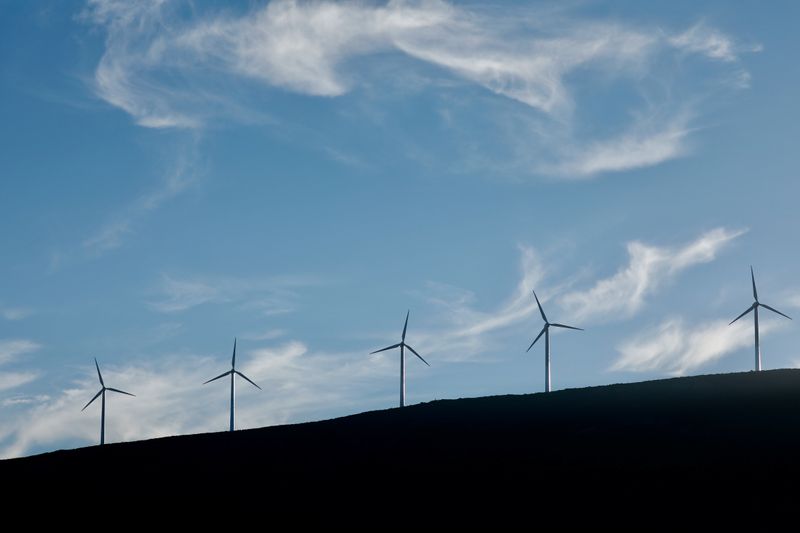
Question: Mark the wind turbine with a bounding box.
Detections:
[82,358,135,445]
[370,311,429,407]
[729,266,792,371]
[526,290,582,393]
[204,338,261,432]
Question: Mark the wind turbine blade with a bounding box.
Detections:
[760,303,792,320]
[204,370,233,384]
[235,371,262,390]
[405,344,430,366]
[82,389,103,411]
[106,387,135,397]
[402,311,410,341]
[550,323,584,331]
[751,266,758,301]
[526,326,547,352]
[232,338,237,369]
[729,305,755,325]
[532,290,547,323]
[370,343,401,354]
[94,358,104,387]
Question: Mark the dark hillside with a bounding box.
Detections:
[4,370,800,513]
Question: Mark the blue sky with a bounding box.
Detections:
[1,0,799,458]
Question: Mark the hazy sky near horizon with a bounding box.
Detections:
[1,0,799,458]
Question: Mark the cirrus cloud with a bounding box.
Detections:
[0,340,42,393]
[559,228,746,323]
[83,0,760,178]
[612,316,785,376]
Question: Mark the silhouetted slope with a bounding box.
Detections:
[4,369,800,508]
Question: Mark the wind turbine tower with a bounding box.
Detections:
[82,358,135,445]
[204,338,262,431]
[370,311,429,407]
[526,290,583,393]
[729,266,792,371]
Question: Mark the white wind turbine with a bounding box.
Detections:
[370,311,429,407]
[82,358,135,445]
[526,290,583,392]
[204,338,262,431]
[729,266,792,371]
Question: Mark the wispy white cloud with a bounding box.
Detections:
[0,340,41,365]
[785,291,800,309]
[83,150,198,255]
[82,219,132,255]
[0,306,32,321]
[0,341,394,458]
[0,372,39,393]
[150,276,219,313]
[410,229,746,363]
[1,395,50,408]
[406,245,581,362]
[393,19,658,117]
[559,228,746,323]
[0,340,41,392]
[612,316,783,376]
[669,22,762,63]
[323,147,370,170]
[85,0,202,128]
[82,1,757,178]
[553,114,692,177]
[149,273,320,314]
[240,328,287,341]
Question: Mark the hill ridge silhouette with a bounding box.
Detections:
[4,369,800,509]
